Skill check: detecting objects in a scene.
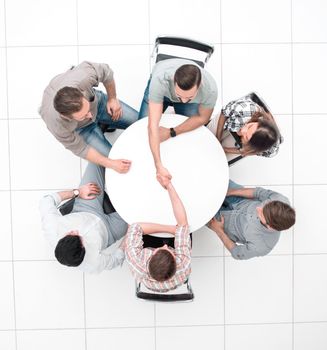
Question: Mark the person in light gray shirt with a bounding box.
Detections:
[208,181,296,260]
[39,61,138,174]
[138,58,217,188]
[39,162,127,273]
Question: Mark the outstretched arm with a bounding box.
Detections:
[166,182,188,226]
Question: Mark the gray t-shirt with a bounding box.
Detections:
[39,61,114,158]
[222,187,290,260]
[149,58,218,109]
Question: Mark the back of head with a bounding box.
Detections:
[263,201,296,231]
[54,86,83,116]
[248,119,279,153]
[55,235,85,267]
[148,249,177,282]
[174,64,202,90]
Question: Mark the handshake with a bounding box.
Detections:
[156,164,172,189]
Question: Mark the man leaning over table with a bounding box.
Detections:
[39,161,127,273]
[138,58,217,187]
[39,61,138,173]
[208,181,296,260]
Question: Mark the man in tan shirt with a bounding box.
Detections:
[39,61,138,173]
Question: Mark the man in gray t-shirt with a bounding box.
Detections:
[208,181,296,259]
[138,58,218,188]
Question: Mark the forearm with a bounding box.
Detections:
[223,147,242,154]
[103,79,117,100]
[216,113,226,141]
[174,114,210,135]
[57,190,76,203]
[166,183,188,226]
[138,223,176,235]
[148,125,162,168]
[215,229,236,252]
[85,147,112,168]
[227,187,255,198]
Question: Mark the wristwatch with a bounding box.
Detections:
[73,189,80,198]
[170,127,177,138]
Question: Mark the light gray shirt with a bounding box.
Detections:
[149,58,218,109]
[39,61,114,158]
[223,187,290,260]
[39,193,124,273]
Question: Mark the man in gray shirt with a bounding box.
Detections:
[39,61,138,173]
[138,59,218,187]
[208,181,296,259]
[39,161,128,273]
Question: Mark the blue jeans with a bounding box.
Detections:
[215,180,246,219]
[77,90,138,156]
[138,77,199,119]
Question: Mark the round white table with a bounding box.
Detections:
[106,114,229,233]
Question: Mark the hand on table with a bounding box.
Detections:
[79,183,101,199]
[110,159,132,173]
[159,126,171,143]
[107,98,123,121]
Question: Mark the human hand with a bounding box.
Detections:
[156,165,172,188]
[107,98,122,121]
[79,183,101,199]
[208,215,225,235]
[110,159,132,173]
[159,126,171,143]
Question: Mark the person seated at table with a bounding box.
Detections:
[124,178,191,292]
[139,58,217,187]
[39,61,138,173]
[39,161,128,273]
[208,180,295,260]
[207,93,282,158]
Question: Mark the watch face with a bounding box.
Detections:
[73,189,79,197]
[170,128,176,137]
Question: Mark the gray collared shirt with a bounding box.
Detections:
[39,61,114,158]
[222,187,290,260]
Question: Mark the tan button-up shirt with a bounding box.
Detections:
[39,61,114,158]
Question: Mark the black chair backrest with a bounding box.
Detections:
[249,92,270,113]
[154,36,214,67]
[155,36,214,55]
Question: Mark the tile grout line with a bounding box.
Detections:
[147,2,157,349]
[219,1,226,349]
[3,0,18,349]
[2,319,327,332]
[290,1,295,349]
[2,42,327,49]
[75,2,87,349]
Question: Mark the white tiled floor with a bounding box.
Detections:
[1,0,327,349]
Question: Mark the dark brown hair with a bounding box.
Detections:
[263,200,296,231]
[148,249,176,282]
[174,64,201,90]
[54,86,83,116]
[247,119,279,153]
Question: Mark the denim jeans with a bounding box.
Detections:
[215,180,247,219]
[72,162,128,245]
[77,90,138,156]
[138,77,199,119]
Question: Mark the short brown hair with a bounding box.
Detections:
[174,64,201,90]
[263,200,296,231]
[54,86,83,116]
[148,249,176,282]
